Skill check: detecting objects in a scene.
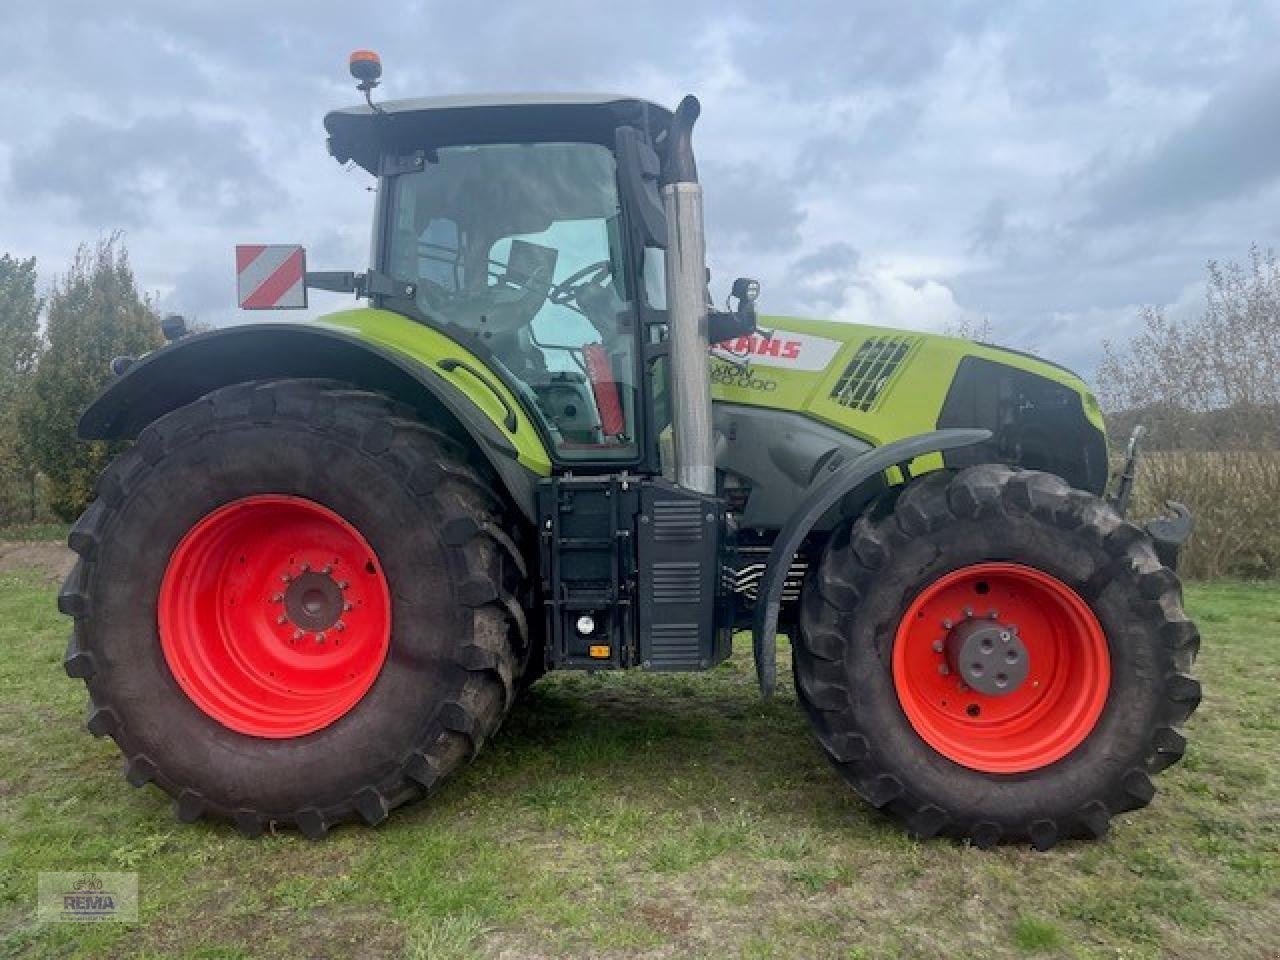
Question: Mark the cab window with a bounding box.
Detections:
[388,143,637,460]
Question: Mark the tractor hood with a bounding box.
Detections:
[710,316,1110,494]
[325,94,672,175]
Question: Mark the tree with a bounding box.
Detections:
[20,236,162,520]
[1099,246,1280,450]
[0,254,42,522]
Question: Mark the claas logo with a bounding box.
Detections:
[714,335,803,360]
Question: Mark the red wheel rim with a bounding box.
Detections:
[892,562,1110,773]
[158,495,392,738]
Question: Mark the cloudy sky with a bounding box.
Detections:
[2,1,1278,376]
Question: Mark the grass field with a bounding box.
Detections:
[1,568,1276,959]
[0,523,69,543]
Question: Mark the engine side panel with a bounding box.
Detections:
[709,315,1108,495]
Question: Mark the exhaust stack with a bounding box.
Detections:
[660,95,716,495]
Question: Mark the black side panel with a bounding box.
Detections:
[937,357,1108,494]
[537,476,637,669]
[636,481,730,671]
[536,476,731,673]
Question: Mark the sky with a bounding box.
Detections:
[2,0,1278,377]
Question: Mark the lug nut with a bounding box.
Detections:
[334,621,345,632]
[272,593,284,603]
[293,630,304,641]
[938,663,951,676]
[942,619,953,630]
[932,639,945,653]
[337,580,349,590]
[315,633,325,644]
[277,615,288,625]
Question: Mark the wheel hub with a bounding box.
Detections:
[282,569,348,635]
[946,618,1029,696]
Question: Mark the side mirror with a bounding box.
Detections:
[615,126,667,248]
[731,277,760,306]
[708,277,761,344]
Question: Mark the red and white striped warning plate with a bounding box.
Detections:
[236,245,307,310]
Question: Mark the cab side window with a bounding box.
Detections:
[387,142,639,461]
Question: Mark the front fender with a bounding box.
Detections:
[80,322,547,520]
[751,428,992,696]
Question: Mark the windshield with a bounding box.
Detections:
[386,142,637,460]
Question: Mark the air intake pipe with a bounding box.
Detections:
[660,95,716,495]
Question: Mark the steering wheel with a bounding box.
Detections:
[548,260,613,314]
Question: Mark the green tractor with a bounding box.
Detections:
[61,53,1200,849]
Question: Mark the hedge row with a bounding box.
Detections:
[1126,452,1280,580]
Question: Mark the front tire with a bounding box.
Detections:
[61,379,530,838]
[795,465,1201,849]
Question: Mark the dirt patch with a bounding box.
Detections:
[0,540,75,583]
[636,902,693,935]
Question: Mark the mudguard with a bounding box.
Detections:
[79,323,544,520]
[751,428,992,696]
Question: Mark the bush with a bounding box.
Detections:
[1128,452,1280,580]
[0,253,42,524]
[1099,247,1280,451]
[19,237,161,521]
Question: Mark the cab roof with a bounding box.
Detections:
[324,94,674,174]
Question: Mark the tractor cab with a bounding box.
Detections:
[325,94,678,466]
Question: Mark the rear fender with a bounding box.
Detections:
[79,323,545,520]
[751,428,992,696]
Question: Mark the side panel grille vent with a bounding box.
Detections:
[648,624,700,665]
[652,500,704,542]
[652,561,702,603]
[830,336,916,412]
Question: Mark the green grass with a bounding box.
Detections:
[1,572,1277,959]
[0,522,69,542]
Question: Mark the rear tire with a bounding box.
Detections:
[60,379,531,838]
[794,465,1201,849]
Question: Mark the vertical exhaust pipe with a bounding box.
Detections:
[661,95,716,495]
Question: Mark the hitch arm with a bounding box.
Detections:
[305,270,417,300]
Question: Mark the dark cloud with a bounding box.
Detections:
[787,242,862,310]
[969,198,1010,252]
[701,162,806,253]
[9,114,283,228]
[735,0,1000,95]
[1081,65,1280,225]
